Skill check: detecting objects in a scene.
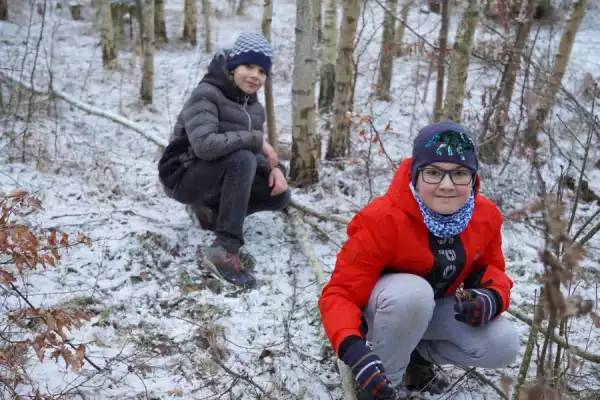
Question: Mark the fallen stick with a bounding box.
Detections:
[506,307,600,363]
[289,199,351,225]
[287,211,356,400]
[0,71,168,149]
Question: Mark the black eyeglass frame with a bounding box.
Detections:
[418,166,475,186]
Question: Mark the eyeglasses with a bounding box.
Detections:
[420,166,474,186]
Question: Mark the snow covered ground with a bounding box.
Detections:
[1,0,599,398]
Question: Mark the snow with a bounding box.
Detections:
[1,0,600,398]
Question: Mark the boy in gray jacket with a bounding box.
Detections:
[158,32,290,287]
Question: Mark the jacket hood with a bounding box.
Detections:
[387,158,481,218]
[200,49,259,105]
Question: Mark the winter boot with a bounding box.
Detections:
[404,350,449,395]
[186,202,217,231]
[201,242,256,287]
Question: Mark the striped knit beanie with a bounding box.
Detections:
[227,32,273,76]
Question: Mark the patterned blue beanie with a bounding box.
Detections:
[227,32,273,76]
[410,120,478,187]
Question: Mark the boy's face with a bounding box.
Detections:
[416,162,473,215]
[233,64,267,94]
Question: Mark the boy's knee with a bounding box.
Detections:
[276,189,291,210]
[469,319,520,368]
[371,274,435,317]
[225,150,257,171]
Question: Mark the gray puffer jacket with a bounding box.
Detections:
[173,50,265,161]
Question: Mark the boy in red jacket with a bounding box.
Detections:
[319,120,519,399]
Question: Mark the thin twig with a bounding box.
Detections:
[8,282,103,371]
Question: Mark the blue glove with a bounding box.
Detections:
[341,340,396,399]
[454,288,500,327]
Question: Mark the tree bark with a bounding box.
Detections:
[481,0,536,164]
[262,0,277,150]
[290,0,319,186]
[0,0,8,20]
[318,0,337,113]
[183,0,197,46]
[202,0,212,53]
[527,0,587,141]
[313,0,323,42]
[441,0,478,122]
[236,0,246,16]
[154,0,168,42]
[433,0,449,122]
[394,0,411,57]
[100,0,117,66]
[139,0,155,104]
[376,0,398,101]
[326,0,360,160]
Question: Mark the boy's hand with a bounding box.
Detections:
[269,168,288,196]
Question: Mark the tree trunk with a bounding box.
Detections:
[290,0,319,186]
[394,0,411,57]
[262,0,277,150]
[202,0,212,53]
[318,0,337,113]
[101,0,117,66]
[236,0,245,16]
[481,0,536,164]
[70,3,83,20]
[441,0,478,122]
[154,0,168,42]
[140,0,155,104]
[313,0,323,43]
[183,0,197,46]
[376,0,398,101]
[433,0,449,122]
[527,0,586,141]
[326,0,360,160]
[0,0,8,20]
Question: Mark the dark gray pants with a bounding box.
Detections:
[172,150,291,252]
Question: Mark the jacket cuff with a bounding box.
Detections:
[337,335,364,360]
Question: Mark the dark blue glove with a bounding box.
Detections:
[341,340,396,399]
[454,288,500,327]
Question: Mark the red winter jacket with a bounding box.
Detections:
[318,158,513,354]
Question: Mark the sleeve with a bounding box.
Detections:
[181,90,263,161]
[318,211,396,354]
[464,210,513,315]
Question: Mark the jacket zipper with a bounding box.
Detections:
[242,96,251,130]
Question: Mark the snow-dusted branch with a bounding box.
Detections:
[0,71,168,149]
[507,307,600,363]
[289,199,351,225]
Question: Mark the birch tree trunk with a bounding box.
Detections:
[394,0,411,58]
[236,0,246,16]
[140,0,155,104]
[154,0,168,42]
[376,0,398,101]
[527,0,586,142]
[480,0,536,163]
[326,0,360,160]
[202,0,212,53]
[262,0,277,150]
[313,0,323,42]
[290,0,319,186]
[318,0,337,113]
[183,0,197,46]
[433,0,449,122]
[0,0,8,20]
[441,0,478,122]
[101,0,117,66]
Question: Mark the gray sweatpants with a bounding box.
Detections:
[363,273,520,386]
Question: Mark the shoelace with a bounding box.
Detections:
[224,253,242,272]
